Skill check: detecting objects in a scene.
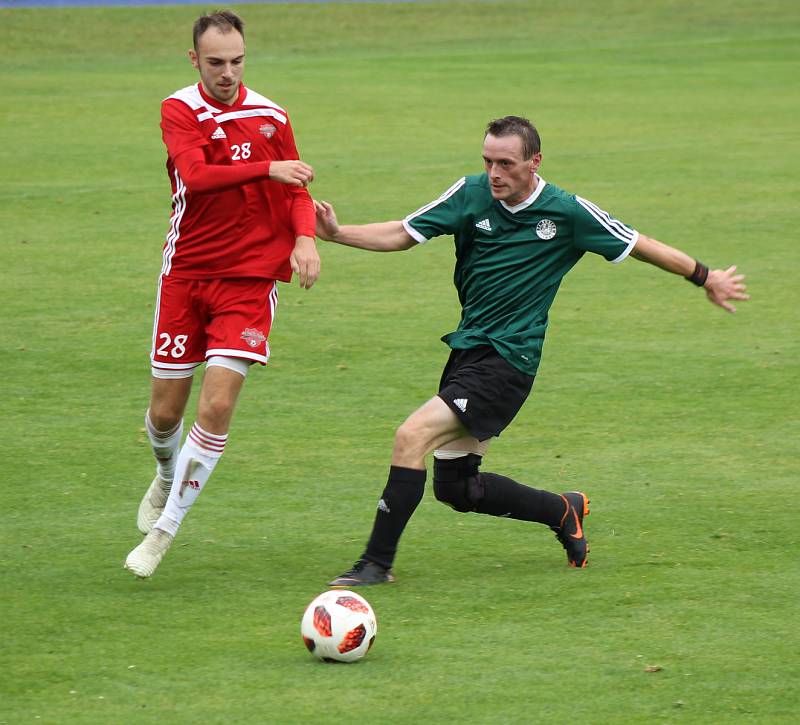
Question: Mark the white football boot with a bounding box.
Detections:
[137,475,172,534]
[124,528,174,578]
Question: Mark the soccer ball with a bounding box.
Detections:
[301,590,377,663]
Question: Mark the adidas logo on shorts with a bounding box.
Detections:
[453,398,468,413]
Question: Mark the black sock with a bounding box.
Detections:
[475,472,566,527]
[363,466,426,569]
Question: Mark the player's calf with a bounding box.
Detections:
[434,455,590,567]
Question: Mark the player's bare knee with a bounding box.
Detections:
[197,393,236,429]
[149,376,192,429]
[148,402,182,431]
[393,421,424,459]
[433,454,484,513]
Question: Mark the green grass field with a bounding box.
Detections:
[2,0,799,722]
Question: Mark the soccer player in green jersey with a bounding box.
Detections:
[315,115,748,586]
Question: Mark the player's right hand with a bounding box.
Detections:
[314,200,340,241]
[269,160,314,187]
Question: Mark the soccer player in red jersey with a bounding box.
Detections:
[125,10,319,578]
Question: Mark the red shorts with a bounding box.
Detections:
[150,276,277,376]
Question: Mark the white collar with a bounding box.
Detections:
[500,175,546,214]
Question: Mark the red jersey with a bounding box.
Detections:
[160,82,315,281]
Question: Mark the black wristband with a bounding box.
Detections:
[686,260,709,287]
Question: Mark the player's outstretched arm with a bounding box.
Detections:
[314,200,416,252]
[631,234,749,313]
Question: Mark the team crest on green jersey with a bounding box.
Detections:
[536,219,557,240]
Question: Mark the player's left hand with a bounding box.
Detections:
[291,235,321,289]
[270,160,314,187]
[704,265,749,312]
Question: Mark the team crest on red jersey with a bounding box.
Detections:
[259,123,277,138]
[241,327,266,348]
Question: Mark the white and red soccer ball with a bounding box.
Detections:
[301,590,377,662]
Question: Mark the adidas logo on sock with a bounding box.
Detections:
[377,498,390,513]
[453,398,468,412]
[211,127,227,140]
[475,218,492,232]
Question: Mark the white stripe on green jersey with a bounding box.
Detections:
[403,177,467,243]
[575,196,636,243]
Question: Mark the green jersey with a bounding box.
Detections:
[402,173,638,375]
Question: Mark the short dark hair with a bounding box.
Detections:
[193,10,245,51]
[485,116,541,159]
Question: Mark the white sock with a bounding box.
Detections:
[145,410,183,483]
[155,423,227,537]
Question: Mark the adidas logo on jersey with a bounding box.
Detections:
[453,398,468,413]
[475,218,492,232]
[211,127,227,140]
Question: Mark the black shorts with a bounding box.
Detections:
[437,346,534,441]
